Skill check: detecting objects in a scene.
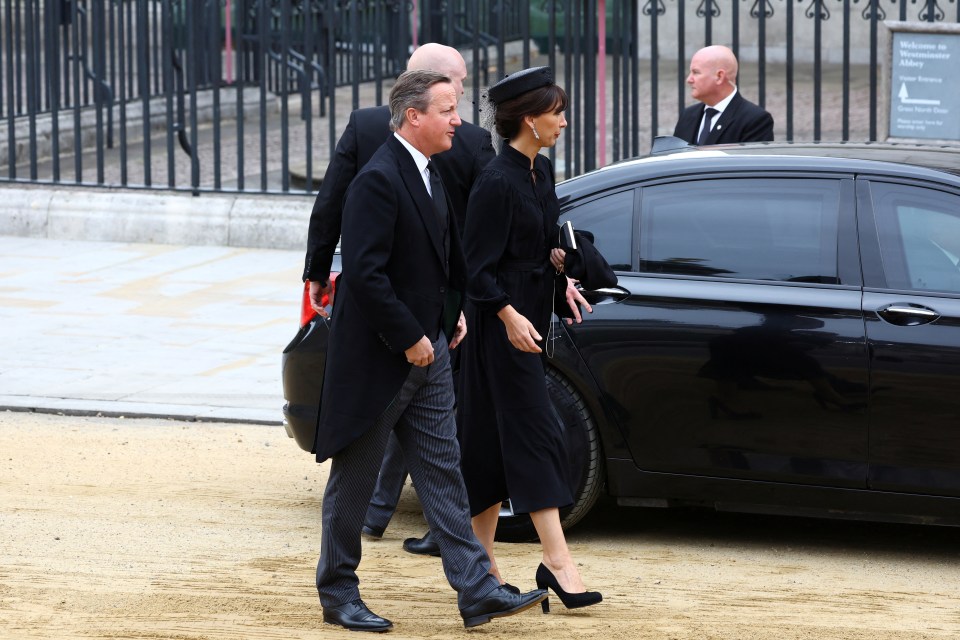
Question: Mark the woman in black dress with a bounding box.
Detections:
[458,67,602,612]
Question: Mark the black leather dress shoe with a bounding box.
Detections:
[459,585,547,628]
[323,599,393,632]
[402,530,440,557]
[361,524,384,539]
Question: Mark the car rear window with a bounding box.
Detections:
[870,181,960,294]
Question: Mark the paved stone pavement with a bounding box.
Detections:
[0,235,303,425]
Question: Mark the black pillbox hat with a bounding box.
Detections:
[487,66,554,105]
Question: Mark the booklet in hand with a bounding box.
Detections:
[560,220,577,251]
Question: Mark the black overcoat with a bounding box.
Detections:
[314,135,467,462]
[673,91,774,145]
[303,106,493,282]
[457,145,573,515]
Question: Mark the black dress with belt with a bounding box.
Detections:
[457,143,573,516]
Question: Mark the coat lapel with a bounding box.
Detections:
[682,106,703,144]
[709,93,743,144]
[387,136,447,266]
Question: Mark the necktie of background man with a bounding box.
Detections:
[697,107,719,145]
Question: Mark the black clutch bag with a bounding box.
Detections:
[558,223,618,290]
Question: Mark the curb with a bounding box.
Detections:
[2,183,313,251]
[0,395,281,426]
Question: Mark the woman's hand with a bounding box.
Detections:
[563,276,592,325]
[497,305,542,353]
[449,311,467,349]
[550,247,566,272]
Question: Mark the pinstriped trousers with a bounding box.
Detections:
[316,335,499,610]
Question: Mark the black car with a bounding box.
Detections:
[282,138,960,541]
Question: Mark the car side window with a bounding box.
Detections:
[560,189,634,271]
[870,182,960,294]
[638,178,841,283]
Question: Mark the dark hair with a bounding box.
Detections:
[493,84,568,141]
[389,69,451,132]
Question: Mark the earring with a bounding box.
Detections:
[531,123,541,141]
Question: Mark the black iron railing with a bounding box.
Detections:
[1,0,958,194]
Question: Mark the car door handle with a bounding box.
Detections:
[877,304,940,326]
[579,285,630,305]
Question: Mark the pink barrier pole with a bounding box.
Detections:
[598,0,606,166]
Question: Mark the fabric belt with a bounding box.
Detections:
[499,258,548,272]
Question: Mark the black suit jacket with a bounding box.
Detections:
[673,91,774,145]
[314,135,468,462]
[302,105,494,282]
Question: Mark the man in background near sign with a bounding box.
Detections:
[673,45,774,146]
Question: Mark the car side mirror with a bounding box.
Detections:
[650,135,694,156]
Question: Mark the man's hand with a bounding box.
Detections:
[563,277,592,325]
[497,305,542,353]
[405,336,435,367]
[308,280,334,317]
[449,311,467,349]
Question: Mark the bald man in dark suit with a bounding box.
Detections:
[673,45,774,145]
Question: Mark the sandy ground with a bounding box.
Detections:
[2,412,959,640]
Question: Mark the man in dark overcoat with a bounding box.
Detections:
[673,45,774,145]
[302,43,495,559]
[313,69,546,632]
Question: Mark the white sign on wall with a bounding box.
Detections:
[883,22,960,143]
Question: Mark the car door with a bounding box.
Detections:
[859,178,960,497]
[564,174,870,487]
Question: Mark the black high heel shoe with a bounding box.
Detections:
[534,563,602,613]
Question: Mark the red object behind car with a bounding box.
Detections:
[300,274,340,327]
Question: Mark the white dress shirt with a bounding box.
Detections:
[394,132,433,196]
[699,87,739,138]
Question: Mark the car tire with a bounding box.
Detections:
[494,367,606,542]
